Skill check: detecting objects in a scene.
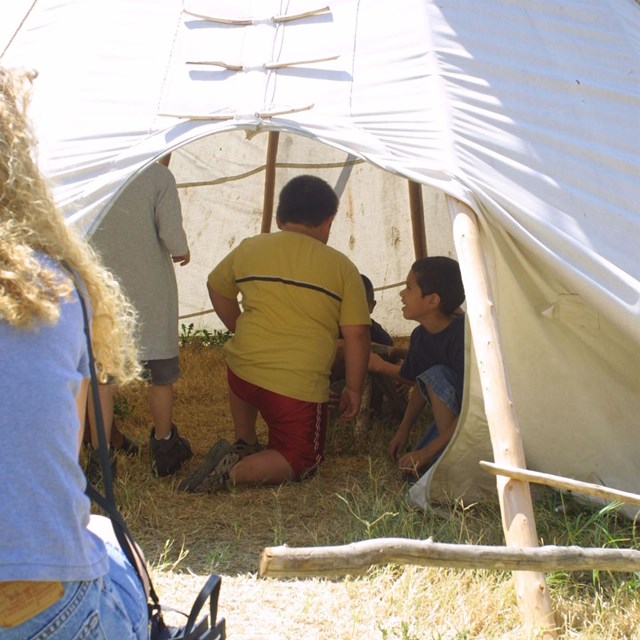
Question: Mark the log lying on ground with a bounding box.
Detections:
[259,538,640,578]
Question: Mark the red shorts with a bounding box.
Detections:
[227,368,328,480]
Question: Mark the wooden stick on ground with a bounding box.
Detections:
[260,539,640,578]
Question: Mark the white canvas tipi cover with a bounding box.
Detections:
[2,0,639,511]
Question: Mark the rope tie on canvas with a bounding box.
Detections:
[183,6,331,26]
[185,55,339,72]
[158,104,315,121]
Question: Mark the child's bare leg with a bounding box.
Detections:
[228,386,259,444]
[230,450,295,485]
[148,383,173,439]
[398,388,458,475]
[427,387,458,442]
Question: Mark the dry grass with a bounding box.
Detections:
[94,345,640,639]
[108,346,404,573]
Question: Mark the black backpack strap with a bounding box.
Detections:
[66,264,164,621]
[67,263,225,640]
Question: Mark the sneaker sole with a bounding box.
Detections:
[177,439,232,493]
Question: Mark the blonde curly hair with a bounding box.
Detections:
[0,67,140,384]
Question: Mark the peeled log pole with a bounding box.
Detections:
[480,461,640,507]
[260,131,280,233]
[260,539,640,578]
[449,197,555,635]
[408,181,427,259]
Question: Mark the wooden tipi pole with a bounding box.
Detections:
[260,131,280,233]
[448,196,556,637]
[408,180,427,258]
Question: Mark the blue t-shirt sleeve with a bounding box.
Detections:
[399,327,421,380]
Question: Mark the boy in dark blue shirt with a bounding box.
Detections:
[369,257,465,477]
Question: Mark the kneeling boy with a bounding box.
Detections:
[179,175,370,492]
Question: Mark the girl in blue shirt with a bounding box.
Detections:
[0,68,146,639]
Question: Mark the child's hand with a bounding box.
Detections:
[338,387,361,421]
[388,430,408,462]
[384,345,398,361]
[397,450,431,478]
[394,379,411,399]
[172,251,191,266]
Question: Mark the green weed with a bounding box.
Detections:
[179,322,231,348]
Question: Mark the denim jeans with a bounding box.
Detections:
[0,542,148,640]
[415,364,461,415]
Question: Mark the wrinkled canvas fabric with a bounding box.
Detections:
[3,0,639,511]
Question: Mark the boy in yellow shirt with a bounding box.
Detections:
[179,175,371,492]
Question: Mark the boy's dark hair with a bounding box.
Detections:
[276,175,339,227]
[360,274,375,305]
[411,256,465,315]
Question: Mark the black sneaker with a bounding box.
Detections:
[177,439,237,493]
[150,424,193,477]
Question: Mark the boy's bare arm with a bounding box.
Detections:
[208,283,241,332]
[339,324,371,420]
[369,352,413,384]
[369,353,400,378]
[389,345,409,360]
[371,344,409,360]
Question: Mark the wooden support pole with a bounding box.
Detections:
[260,539,640,578]
[260,131,280,233]
[448,196,556,637]
[408,181,427,259]
[480,461,640,507]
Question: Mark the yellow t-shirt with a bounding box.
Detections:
[208,230,370,402]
